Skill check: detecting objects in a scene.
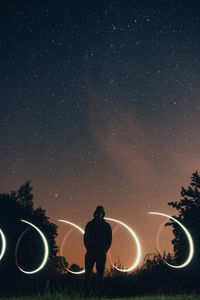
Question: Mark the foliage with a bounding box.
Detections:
[1,174,200,297]
[167,171,200,271]
[69,263,83,272]
[1,294,199,300]
[0,181,59,294]
[141,251,174,272]
[54,255,69,274]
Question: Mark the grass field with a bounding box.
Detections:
[1,294,200,300]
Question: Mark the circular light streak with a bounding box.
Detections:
[15,220,49,274]
[60,228,74,271]
[58,219,85,274]
[107,224,123,268]
[0,228,6,261]
[155,220,169,254]
[148,212,194,269]
[105,217,142,272]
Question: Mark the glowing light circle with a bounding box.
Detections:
[60,228,75,271]
[15,220,49,274]
[155,220,168,254]
[105,217,142,272]
[148,212,194,269]
[107,224,122,268]
[0,228,6,261]
[58,219,85,274]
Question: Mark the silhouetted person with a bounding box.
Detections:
[83,206,112,296]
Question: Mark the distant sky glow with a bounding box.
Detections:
[106,217,142,272]
[58,219,85,274]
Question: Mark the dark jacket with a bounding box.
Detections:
[84,218,112,252]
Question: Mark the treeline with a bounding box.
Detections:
[0,171,200,297]
[104,171,200,297]
[0,181,82,296]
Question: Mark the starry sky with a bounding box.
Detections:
[1,0,200,270]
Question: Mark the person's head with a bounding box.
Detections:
[93,206,105,219]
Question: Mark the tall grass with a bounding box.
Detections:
[1,294,199,300]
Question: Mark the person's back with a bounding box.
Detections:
[84,217,112,252]
[83,206,112,296]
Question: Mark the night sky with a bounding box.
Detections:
[1,0,200,269]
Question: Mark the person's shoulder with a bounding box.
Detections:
[103,219,112,228]
[85,220,94,228]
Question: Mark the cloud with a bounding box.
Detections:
[87,90,158,192]
[86,88,200,208]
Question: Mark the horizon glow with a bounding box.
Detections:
[58,219,85,275]
[105,217,142,272]
[58,217,142,274]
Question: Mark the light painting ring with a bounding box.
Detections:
[60,228,74,271]
[15,220,49,274]
[105,217,142,272]
[15,227,30,264]
[58,220,85,275]
[107,224,120,267]
[0,228,6,261]
[155,219,168,254]
[148,212,194,268]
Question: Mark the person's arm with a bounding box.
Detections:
[83,222,90,250]
[105,223,112,252]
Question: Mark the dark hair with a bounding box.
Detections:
[93,206,105,218]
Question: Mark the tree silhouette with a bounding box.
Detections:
[167,171,200,275]
[0,181,61,294]
[54,255,69,274]
[141,251,173,273]
[69,263,83,272]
